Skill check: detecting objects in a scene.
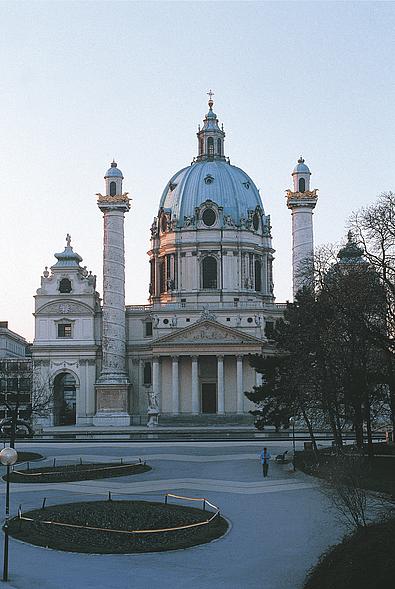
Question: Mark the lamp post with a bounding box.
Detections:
[0,447,18,582]
[289,417,296,472]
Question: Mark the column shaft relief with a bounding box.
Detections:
[94,166,131,426]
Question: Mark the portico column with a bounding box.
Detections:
[236,355,244,414]
[152,356,161,411]
[255,370,262,387]
[172,356,179,415]
[191,355,199,414]
[217,355,225,415]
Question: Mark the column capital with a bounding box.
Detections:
[171,355,179,362]
[191,355,199,362]
[217,354,224,361]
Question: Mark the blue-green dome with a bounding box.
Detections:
[159,160,264,227]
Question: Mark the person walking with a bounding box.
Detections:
[260,447,271,477]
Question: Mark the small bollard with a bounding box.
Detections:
[53,458,56,468]
[17,507,22,532]
[164,495,168,505]
[203,499,206,511]
[108,491,112,501]
[42,497,47,510]
[26,462,30,471]
[120,458,123,465]
[80,457,83,466]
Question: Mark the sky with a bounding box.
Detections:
[0,0,394,342]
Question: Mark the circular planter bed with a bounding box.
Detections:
[16,452,43,463]
[8,499,228,553]
[4,461,151,483]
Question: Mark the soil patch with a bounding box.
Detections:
[8,499,228,553]
[4,461,151,483]
[303,518,395,589]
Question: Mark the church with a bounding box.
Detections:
[32,96,318,427]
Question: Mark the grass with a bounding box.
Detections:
[4,461,151,483]
[303,518,395,589]
[8,500,228,553]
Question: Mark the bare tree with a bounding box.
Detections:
[321,454,371,531]
[0,359,52,447]
[349,192,395,432]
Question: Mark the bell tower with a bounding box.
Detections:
[286,157,318,297]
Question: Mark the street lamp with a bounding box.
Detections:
[289,417,296,472]
[0,447,18,582]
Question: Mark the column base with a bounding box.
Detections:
[94,383,131,426]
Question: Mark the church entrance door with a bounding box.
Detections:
[201,383,217,414]
[53,373,77,426]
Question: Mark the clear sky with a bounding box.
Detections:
[0,0,394,342]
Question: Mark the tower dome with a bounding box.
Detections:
[105,160,124,178]
[148,95,274,306]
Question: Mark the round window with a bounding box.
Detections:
[253,213,260,231]
[202,208,216,227]
[247,317,253,323]
[163,318,169,325]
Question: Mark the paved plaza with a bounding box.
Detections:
[0,441,345,589]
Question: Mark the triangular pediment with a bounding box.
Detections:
[153,319,263,346]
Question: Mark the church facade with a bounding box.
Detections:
[32,97,317,427]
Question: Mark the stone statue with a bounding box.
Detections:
[147,390,159,428]
[150,218,158,237]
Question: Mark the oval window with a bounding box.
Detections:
[202,208,216,227]
[253,213,260,231]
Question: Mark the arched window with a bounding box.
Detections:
[217,138,222,155]
[207,137,214,157]
[255,260,262,292]
[59,278,72,293]
[110,181,117,196]
[299,177,305,192]
[202,256,217,289]
[199,138,204,155]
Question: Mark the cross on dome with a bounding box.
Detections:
[207,89,214,110]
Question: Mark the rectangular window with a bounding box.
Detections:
[145,322,153,337]
[58,324,72,338]
[265,321,274,338]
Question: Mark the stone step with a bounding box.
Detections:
[157,414,254,426]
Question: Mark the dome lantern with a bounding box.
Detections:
[292,156,311,192]
[196,91,226,162]
[104,160,124,197]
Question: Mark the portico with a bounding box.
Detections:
[145,319,265,416]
